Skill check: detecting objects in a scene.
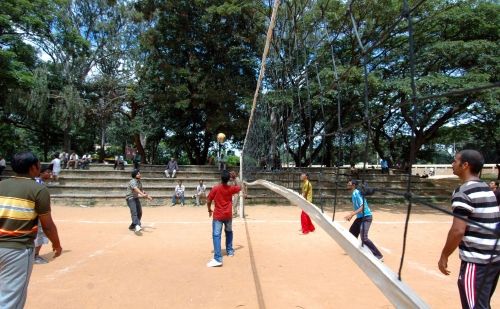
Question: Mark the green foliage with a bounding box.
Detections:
[136,0,265,164]
[226,155,240,167]
[1,0,498,166]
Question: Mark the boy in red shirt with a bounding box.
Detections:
[206,170,241,267]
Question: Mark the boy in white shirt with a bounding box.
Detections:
[171,180,185,206]
[195,180,207,206]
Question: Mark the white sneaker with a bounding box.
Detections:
[134,225,143,234]
[206,259,222,267]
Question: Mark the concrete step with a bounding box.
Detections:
[49,193,451,207]
[57,164,222,172]
[52,177,437,190]
[1,164,456,207]
[57,170,221,178]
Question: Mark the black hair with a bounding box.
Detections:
[458,150,484,174]
[11,151,39,174]
[221,170,230,184]
[40,164,53,173]
[350,179,359,186]
[131,169,140,179]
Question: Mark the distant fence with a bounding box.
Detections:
[412,164,498,177]
[296,163,498,178]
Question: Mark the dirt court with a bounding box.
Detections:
[26,204,499,309]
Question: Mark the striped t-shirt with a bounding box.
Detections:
[126,178,143,199]
[0,177,51,249]
[452,180,500,264]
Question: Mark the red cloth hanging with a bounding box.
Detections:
[300,211,315,234]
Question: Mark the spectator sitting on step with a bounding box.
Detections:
[114,155,125,170]
[195,180,207,206]
[67,152,79,169]
[429,167,435,176]
[59,152,68,169]
[79,154,91,169]
[165,157,179,178]
[171,180,185,206]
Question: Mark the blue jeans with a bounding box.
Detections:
[0,247,34,309]
[172,194,185,205]
[212,219,233,262]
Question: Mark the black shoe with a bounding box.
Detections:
[128,224,135,230]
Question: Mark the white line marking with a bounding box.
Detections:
[380,246,392,254]
[32,234,131,284]
[407,261,447,279]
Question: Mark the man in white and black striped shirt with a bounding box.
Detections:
[438,149,499,309]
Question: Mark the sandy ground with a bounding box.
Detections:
[25,204,499,309]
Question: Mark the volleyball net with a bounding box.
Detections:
[244,179,430,308]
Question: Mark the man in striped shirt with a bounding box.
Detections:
[0,151,62,308]
[438,149,499,309]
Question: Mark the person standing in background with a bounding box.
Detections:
[489,180,500,205]
[300,173,315,235]
[133,151,141,170]
[0,156,6,180]
[50,153,61,183]
[33,165,53,264]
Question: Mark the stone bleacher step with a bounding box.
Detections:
[2,164,456,207]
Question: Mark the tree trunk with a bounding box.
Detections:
[99,126,106,163]
[63,128,71,153]
[133,133,146,163]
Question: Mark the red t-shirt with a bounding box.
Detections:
[208,183,241,220]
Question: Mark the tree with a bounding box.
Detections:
[136,0,264,164]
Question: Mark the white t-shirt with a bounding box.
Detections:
[196,184,206,195]
[175,185,185,196]
[51,158,61,174]
[0,159,5,168]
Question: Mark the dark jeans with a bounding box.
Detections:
[349,216,383,259]
[127,197,142,227]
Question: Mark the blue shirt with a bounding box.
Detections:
[351,189,372,218]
